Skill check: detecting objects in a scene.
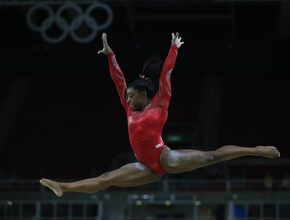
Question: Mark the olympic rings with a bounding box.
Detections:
[26,3,113,44]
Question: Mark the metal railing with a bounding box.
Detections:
[0,178,289,193]
[110,217,214,220]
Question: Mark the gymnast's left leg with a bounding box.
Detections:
[160,145,280,174]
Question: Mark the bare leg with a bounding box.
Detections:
[40,163,160,197]
[161,145,280,174]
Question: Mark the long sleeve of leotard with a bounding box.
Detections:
[107,53,127,108]
[155,45,178,110]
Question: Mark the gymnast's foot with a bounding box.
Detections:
[256,146,280,158]
[40,178,63,197]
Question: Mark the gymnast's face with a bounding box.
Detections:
[127,87,147,111]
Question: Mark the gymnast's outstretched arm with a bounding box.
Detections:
[98,33,128,108]
[155,32,183,109]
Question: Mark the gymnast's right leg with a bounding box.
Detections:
[40,163,160,197]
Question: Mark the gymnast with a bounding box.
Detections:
[40,32,280,197]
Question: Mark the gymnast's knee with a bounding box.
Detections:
[98,172,114,186]
[161,150,182,171]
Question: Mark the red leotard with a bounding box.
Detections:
[107,45,178,176]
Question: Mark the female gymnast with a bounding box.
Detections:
[40,32,280,197]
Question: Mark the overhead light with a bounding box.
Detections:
[136,200,142,206]
[165,134,183,142]
[165,201,171,206]
[194,200,202,206]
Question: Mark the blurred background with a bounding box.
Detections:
[0,0,290,219]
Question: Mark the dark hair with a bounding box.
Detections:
[128,54,162,99]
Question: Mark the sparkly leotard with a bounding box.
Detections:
[107,45,178,175]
